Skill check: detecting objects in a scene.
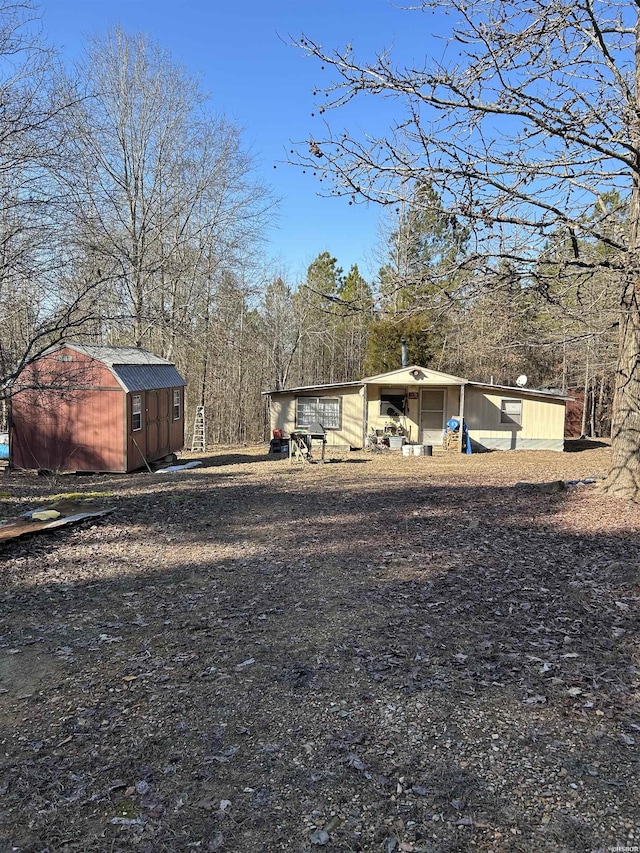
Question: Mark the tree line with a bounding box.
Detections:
[0,2,623,481]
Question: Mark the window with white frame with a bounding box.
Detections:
[132,395,142,431]
[295,396,341,429]
[500,398,522,425]
[173,389,181,420]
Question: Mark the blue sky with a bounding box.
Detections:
[40,0,443,284]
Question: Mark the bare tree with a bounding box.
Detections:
[293,0,640,498]
[259,276,307,391]
[0,2,105,416]
[61,27,272,351]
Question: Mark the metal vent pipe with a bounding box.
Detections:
[401,337,409,367]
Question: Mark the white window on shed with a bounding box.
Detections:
[173,389,181,420]
[132,395,142,431]
[500,398,522,425]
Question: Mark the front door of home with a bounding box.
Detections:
[420,388,446,446]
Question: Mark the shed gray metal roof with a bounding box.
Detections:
[63,343,172,366]
[112,364,186,392]
[46,341,186,392]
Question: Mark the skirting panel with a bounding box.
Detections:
[476,437,564,452]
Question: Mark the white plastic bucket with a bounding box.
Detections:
[413,444,424,456]
[402,443,412,457]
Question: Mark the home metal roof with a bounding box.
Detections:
[262,380,363,396]
[263,369,569,403]
[468,381,570,401]
[112,364,186,393]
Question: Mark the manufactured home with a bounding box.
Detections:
[264,366,568,452]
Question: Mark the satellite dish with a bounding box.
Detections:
[516,374,528,387]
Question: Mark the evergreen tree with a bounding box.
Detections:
[298,252,345,384]
[366,182,468,373]
[336,264,374,377]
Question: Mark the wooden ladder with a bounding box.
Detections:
[191,405,206,452]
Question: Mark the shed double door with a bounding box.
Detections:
[146,389,170,458]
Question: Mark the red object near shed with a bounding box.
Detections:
[10,342,186,473]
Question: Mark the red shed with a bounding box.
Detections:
[10,342,186,473]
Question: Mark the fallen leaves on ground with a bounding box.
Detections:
[0,445,638,852]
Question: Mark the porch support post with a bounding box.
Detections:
[362,383,368,448]
[459,383,466,454]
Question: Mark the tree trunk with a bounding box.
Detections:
[581,344,589,438]
[596,374,606,437]
[603,275,640,497]
[603,15,640,497]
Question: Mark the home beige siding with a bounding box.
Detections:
[267,371,566,454]
[366,384,463,445]
[270,385,364,448]
[364,367,466,386]
[465,388,565,450]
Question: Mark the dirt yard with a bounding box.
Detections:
[0,444,638,853]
